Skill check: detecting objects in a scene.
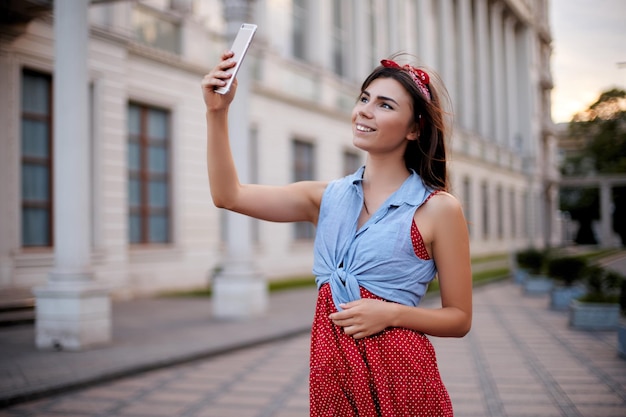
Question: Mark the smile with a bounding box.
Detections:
[356,124,374,132]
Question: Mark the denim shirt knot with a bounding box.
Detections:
[313,166,437,310]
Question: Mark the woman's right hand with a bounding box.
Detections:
[201,50,238,112]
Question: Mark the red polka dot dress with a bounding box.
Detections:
[309,218,453,416]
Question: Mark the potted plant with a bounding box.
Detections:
[517,248,552,295]
[547,255,588,310]
[617,279,626,359]
[569,265,623,331]
[512,249,530,284]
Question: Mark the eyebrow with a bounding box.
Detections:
[362,90,399,106]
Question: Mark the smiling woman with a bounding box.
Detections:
[201,52,471,416]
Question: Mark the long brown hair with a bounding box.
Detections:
[359,55,451,191]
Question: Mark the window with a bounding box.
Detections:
[21,70,53,247]
[366,0,378,68]
[128,103,171,244]
[522,191,529,239]
[332,0,348,76]
[496,185,503,239]
[292,0,308,60]
[463,177,472,237]
[343,150,361,176]
[293,139,315,240]
[481,181,489,239]
[132,5,181,54]
[510,188,516,239]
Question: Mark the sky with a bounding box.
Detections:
[549,0,626,123]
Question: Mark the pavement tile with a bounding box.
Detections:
[193,405,259,417]
[272,410,308,417]
[575,405,626,417]
[3,257,626,416]
[116,401,188,416]
[503,402,562,416]
[214,392,274,407]
[74,385,141,401]
[140,390,208,404]
[45,396,117,414]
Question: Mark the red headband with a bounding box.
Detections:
[380,59,431,101]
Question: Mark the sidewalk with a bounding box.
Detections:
[1,253,625,415]
[0,286,319,407]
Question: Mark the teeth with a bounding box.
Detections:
[356,124,374,132]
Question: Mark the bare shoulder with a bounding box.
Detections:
[426,191,464,216]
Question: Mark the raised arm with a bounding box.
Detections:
[201,51,326,224]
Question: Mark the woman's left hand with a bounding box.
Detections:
[329,299,396,339]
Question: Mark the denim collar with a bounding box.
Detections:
[349,165,431,207]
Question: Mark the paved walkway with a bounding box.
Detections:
[1,255,626,416]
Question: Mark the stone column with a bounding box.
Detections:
[456,0,474,131]
[352,1,368,80]
[34,0,111,350]
[599,180,613,248]
[504,16,518,150]
[387,0,399,52]
[473,0,491,139]
[416,0,436,66]
[212,0,267,318]
[438,0,456,114]
[490,2,506,144]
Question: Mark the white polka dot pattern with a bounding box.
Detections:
[309,284,454,416]
[411,220,430,260]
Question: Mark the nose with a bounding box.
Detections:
[358,106,372,118]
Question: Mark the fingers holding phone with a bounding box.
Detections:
[201,51,238,111]
[201,23,257,111]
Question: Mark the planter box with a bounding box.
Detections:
[569,300,620,330]
[619,324,626,359]
[513,269,528,285]
[523,275,553,296]
[550,285,586,311]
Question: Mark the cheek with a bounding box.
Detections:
[350,108,358,123]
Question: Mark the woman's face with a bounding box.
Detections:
[351,77,418,156]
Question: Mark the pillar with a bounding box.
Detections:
[456,0,474,131]
[490,2,506,144]
[473,0,491,139]
[504,16,519,150]
[599,180,613,248]
[34,0,111,350]
[212,0,267,318]
[437,0,456,115]
[416,0,436,66]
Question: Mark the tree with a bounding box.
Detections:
[560,88,626,245]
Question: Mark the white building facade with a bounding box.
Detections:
[0,0,559,299]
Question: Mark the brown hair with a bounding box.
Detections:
[359,55,451,191]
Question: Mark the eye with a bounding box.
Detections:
[359,94,369,103]
[380,102,393,110]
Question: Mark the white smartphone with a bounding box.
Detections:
[214,23,257,95]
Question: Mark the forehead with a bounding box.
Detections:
[364,77,412,105]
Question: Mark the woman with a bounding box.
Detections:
[202,51,472,416]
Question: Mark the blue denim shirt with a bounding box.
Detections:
[313,166,437,310]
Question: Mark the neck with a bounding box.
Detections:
[362,157,410,191]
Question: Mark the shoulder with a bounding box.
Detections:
[426,192,468,234]
[428,191,462,210]
[418,191,465,222]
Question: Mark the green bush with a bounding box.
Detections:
[579,265,624,303]
[516,248,546,275]
[546,256,588,286]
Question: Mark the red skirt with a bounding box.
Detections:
[310,284,453,417]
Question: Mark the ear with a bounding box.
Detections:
[406,122,419,141]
